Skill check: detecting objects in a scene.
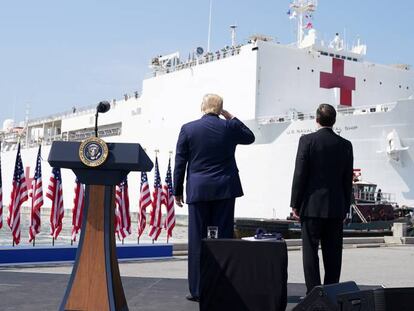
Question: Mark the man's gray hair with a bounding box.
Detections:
[201,94,223,115]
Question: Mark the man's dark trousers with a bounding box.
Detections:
[188,198,235,298]
[301,217,343,293]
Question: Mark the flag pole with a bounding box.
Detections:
[153,149,159,246]
[71,239,73,246]
[33,237,35,247]
[139,147,148,248]
[11,136,22,249]
[122,239,124,245]
[13,139,19,250]
[52,237,55,246]
[167,150,174,245]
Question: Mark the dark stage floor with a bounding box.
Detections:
[0,271,377,310]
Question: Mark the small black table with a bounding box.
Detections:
[200,239,288,311]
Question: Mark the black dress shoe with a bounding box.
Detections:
[185,294,200,302]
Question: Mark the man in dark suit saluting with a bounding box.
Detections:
[174,94,255,301]
[290,103,353,294]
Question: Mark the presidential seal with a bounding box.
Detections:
[79,137,109,167]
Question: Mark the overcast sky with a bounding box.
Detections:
[1,0,413,124]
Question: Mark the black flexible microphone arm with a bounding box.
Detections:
[94,110,99,137]
[94,101,111,138]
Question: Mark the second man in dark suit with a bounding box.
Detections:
[174,93,255,301]
[290,103,353,294]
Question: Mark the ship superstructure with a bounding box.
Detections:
[1,0,413,219]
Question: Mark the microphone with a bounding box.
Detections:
[97,101,111,113]
[95,101,111,137]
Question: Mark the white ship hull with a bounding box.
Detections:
[1,37,414,220]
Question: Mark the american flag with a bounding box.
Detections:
[149,157,163,241]
[114,203,121,239]
[29,145,43,242]
[71,178,85,241]
[0,146,3,230]
[115,177,131,240]
[138,172,151,239]
[46,167,64,239]
[7,143,28,245]
[162,158,175,239]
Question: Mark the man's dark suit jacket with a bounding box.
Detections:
[290,127,353,219]
[173,113,255,204]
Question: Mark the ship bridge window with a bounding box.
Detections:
[399,85,402,88]
[329,53,334,57]
[335,54,340,58]
[68,122,122,141]
[297,66,300,70]
[347,57,352,61]
[380,81,383,85]
[363,78,366,82]
[320,51,328,56]
[341,56,346,60]
[353,58,358,62]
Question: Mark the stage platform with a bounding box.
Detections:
[0,271,314,310]
[0,271,382,310]
[0,245,413,310]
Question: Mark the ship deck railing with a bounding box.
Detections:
[26,104,97,126]
[1,127,122,150]
[25,96,139,127]
[67,127,122,142]
[354,191,396,205]
[151,46,242,76]
[257,102,397,125]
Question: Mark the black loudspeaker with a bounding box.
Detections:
[293,281,360,311]
[338,287,414,311]
[337,290,375,311]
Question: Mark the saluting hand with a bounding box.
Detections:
[221,109,234,120]
[175,195,184,207]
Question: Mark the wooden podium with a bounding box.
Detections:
[48,141,153,311]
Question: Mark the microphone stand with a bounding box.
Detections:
[95,110,99,137]
[94,101,110,138]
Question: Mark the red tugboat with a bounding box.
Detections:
[351,180,395,222]
[349,169,412,224]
